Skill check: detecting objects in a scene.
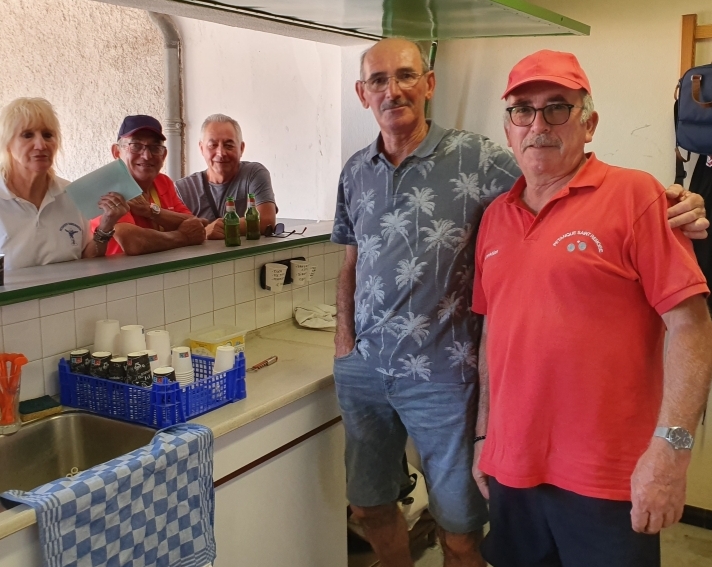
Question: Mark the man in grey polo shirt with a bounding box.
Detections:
[176,114,277,239]
[332,38,709,567]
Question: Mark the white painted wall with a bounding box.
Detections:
[0,0,164,181]
[174,17,346,221]
[431,0,712,186]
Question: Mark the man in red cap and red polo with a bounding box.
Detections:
[91,115,206,255]
[472,49,712,566]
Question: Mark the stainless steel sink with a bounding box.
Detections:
[0,411,155,501]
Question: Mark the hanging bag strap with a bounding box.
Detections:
[691,75,712,108]
[673,96,689,186]
[201,172,221,220]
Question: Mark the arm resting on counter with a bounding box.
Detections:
[113,218,206,256]
[334,245,357,358]
[630,294,712,534]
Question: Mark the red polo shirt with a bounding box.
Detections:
[91,173,192,256]
[472,153,708,501]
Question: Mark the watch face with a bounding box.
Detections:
[150,203,160,214]
[669,427,694,449]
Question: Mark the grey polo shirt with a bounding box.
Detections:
[175,161,276,221]
[331,122,521,383]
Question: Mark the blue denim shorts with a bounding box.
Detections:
[333,350,488,534]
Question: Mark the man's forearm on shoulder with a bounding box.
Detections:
[336,245,358,340]
[660,295,712,432]
[114,224,188,256]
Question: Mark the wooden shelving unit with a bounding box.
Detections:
[681,13,712,76]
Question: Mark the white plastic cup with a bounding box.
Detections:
[143,350,160,372]
[146,330,171,367]
[213,345,236,374]
[308,264,317,283]
[171,346,193,374]
[290,260,309,287]
[94,319,121,354]
[264,263,288,292]
[121,325,146,355]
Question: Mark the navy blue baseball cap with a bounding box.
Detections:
[117,115,166,141]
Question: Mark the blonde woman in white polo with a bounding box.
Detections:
[0,98,129,269]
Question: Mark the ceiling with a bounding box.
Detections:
[158,0,590,40]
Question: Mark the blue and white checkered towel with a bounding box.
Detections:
[1,424,215,567]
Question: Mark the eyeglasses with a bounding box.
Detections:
[264,223,307,238]
[121,142,168,156]
[360,72,425,93]
[505,103,581,127]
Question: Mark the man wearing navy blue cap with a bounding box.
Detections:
[91,115,206,255]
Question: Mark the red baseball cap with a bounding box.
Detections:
[502,50,591,99]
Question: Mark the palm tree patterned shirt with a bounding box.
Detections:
[332,122,521,382]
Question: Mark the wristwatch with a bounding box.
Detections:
[149,203,161,215]
[654,426,694,450]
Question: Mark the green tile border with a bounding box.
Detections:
[490,0,590,37]
[0,235,331,307]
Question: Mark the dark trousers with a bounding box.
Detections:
[481,478,660,567]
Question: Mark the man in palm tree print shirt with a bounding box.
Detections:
[330,38,520,567]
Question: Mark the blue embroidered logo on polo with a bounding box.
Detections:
[60,222,82,246]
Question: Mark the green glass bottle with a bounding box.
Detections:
[245,193,261,240]
[224,197,241,247]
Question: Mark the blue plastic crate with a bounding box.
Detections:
[59,353,246,428]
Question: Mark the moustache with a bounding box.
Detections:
[381,99,411,111]
[522,134,561,151]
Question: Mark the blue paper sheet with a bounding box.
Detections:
[65,160,142,220]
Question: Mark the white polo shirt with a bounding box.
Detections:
[0,176,90,270]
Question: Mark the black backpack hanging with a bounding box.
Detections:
[676,63,712,157]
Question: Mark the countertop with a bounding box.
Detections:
[0,219,334,306]
[0,319,337,540]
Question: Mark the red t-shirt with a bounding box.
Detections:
[472,154,708,501]
[91,173,192,256]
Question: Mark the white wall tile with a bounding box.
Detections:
[107,280,136,301]
[0,327,4,353]
[309,282,325,304]
[165,318,191,347]
[255,297,275,328]
[324,242,342,253]
[274,292,293,322]
[212,261,233,278]
[164,285,190,324]
[213,275,235,310]
[310,254,325,283]
[189,265,212,283]
[136,275,164,295]
[324,253,340,280]
[2,300,39,325]
[164,270,190,289]
[308,243,325,256]
[43,353,66,397]
[19,360,44,401]
[41,312,77,357]
[74,286,107,309]
[189,280,214,316]
[39,293,74,317]
[273,249,292,262]
[324,279,337,306]
[4,319,42,361]
[137,291,165,330]
[290,246,309,260]
[234,256,254,273]
[235,271,256,303]
[191,312,214,331]
[255,252,274,266]
[107,297,137,326]
[292,286,310,310]
[214,306,236,327]
[75,303,108,348]
[235,301,256,331]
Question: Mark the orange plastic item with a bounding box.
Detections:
[0,353,29,427]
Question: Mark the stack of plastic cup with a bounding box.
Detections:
[171,346,194,386]
[143,350,160,372]
[146,330,171,367]
[94,320,121,354]
[213,345,236,374]
[120,325,146,356]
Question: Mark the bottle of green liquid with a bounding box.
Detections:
[246,193,260,240]
[224,197,241,247]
